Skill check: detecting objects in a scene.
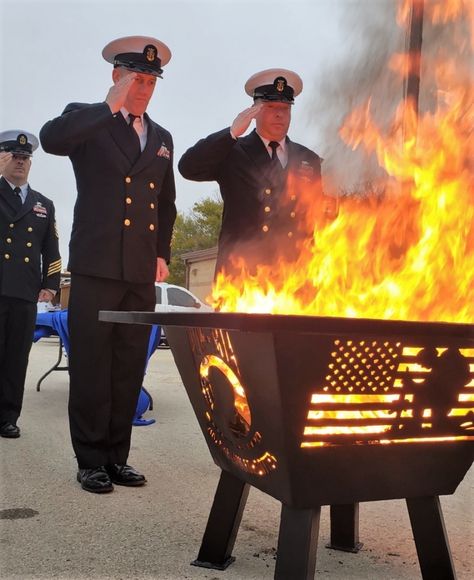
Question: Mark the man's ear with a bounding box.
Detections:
[112,68,121,84]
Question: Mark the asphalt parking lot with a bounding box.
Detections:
[1,339,472,579]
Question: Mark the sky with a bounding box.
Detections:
[0,0,382,263]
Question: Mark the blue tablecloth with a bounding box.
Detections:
[35,310,70,352]
[34,310,160,426]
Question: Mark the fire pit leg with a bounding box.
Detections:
[274,504,321,580]
[191,469,250,570]
[326,503,363,552]
[406,496,456,580]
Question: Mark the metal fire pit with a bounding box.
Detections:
[99,310,474,580]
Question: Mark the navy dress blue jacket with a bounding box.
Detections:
[0,177,61,302]
[179,128,323,272]
[40,102,176,283]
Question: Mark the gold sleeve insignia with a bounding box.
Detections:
[47,259,62,277]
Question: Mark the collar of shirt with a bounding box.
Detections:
[5,179,28,203]
[257,133,288,167]
[120,108,145,130]
[120,107,148,151]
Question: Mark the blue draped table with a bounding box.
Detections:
[34,309,160,426]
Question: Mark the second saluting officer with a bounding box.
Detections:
[178,68,324,276]
[0,130,61,438]
[40,36,177,493]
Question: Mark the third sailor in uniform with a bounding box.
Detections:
[0,130,61,438]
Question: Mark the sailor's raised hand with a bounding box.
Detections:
[0,151,13,174]
[230,103,263,138]
[105,72,138,114]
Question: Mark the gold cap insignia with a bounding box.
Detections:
[144,45,157,62]
[274,77,287,93]
[18,134,27,145]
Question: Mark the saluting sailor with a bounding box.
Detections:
[40,36,177,493]
[0,130,61,438]
[178,68,324,275]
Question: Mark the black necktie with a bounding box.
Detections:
[268,141,282,168]
[12,186,22,211]
[128,114,141,158]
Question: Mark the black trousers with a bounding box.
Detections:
[68,274,155,469]
[0,295,37,425]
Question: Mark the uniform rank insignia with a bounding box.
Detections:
[33,202,47,218]
[47,258,62,277]
[157,144,171,159]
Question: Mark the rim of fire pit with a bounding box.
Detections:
[99,311,473,340]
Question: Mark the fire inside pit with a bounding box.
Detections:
[208,2,473,325]
[99,310,473,579]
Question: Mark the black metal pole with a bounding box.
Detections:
[403,0,425,141]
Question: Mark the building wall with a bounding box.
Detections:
[187,258,217,304]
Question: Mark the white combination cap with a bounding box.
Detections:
[102,35,171,77]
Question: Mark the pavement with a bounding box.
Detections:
[0,338,473,580]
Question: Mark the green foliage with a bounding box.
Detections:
[168,195,223,286]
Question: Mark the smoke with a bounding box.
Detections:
[308,0,473,197]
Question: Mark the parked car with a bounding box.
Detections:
[154,283,213,346]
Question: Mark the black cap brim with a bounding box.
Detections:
[0,142,33,157]
[114,59,163,78]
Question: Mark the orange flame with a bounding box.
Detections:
[211,3,473,324]
[398,0,470,27]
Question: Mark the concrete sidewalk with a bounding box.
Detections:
[1,339,472,580]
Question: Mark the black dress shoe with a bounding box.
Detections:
[106,464,146,487]
[77,466,114,493]
[0,422,20,438]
